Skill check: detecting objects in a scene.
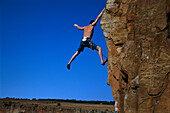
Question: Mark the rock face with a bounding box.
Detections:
[100,0,170,113]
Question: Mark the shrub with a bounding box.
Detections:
[57,103,61,106]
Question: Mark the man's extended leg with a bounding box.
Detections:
[67,51,80,70]
[96,46,108,65]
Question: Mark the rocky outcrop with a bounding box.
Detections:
[100,0,170,113]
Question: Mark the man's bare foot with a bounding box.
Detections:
[67,64,70,70]
[101,58,108,66]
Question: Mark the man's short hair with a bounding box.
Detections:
[90,20,95,24]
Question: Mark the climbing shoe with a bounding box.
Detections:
[67,64,70,70]
[102,58,108,66]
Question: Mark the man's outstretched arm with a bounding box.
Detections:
[92,8,105,26]
[74,24,84,30]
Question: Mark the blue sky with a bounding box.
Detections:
[1,0,113,101]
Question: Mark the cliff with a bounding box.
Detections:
[100,0,170,113]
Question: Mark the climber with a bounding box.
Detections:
[67,8,108,70]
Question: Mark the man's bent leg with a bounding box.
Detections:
[96,46,108,65]
[67,51,80,70]
[96,46,104,64]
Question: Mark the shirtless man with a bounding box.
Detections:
[67,8,107,70]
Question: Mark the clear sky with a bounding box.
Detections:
[1,0,113,101]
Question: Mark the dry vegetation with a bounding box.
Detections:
[0,98,116,113]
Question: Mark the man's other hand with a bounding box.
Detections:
[74,24,78,27]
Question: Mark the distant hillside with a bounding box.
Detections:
[3,97,115,105]
[0,98,116,113]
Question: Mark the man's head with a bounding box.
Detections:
[89,20,95,24]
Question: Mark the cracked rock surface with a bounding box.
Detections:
[101,0,170,113]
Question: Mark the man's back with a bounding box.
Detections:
[83,25,94,39]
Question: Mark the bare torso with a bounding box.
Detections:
[83,24,94,39]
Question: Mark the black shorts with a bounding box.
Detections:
[77,39,97,52]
